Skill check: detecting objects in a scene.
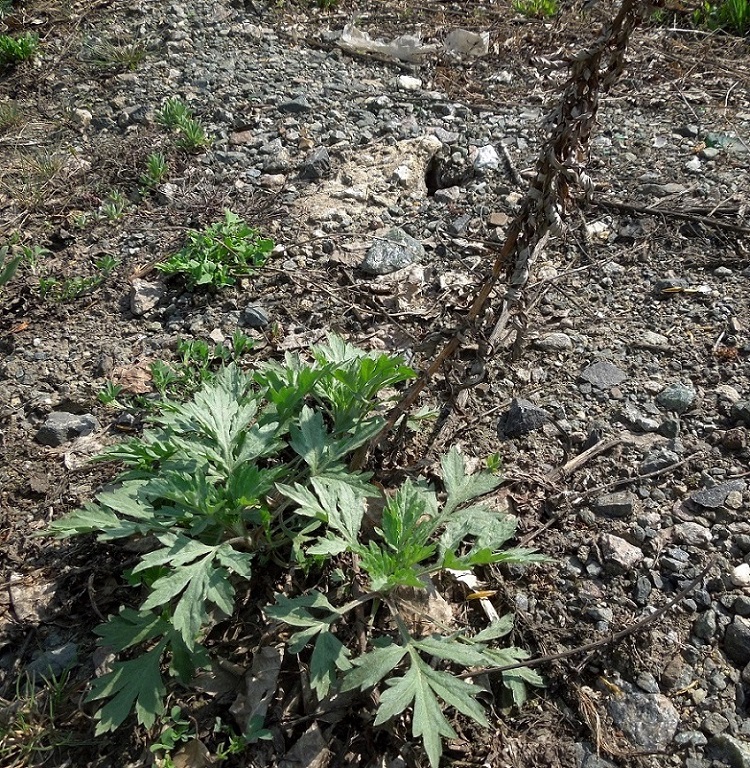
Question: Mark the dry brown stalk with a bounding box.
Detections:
[355,0,647,467]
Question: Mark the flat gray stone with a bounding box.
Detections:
[279,94,311,113]
[656,382,696,413]
[640,447,680,475]
[533,332,573,352]
[708,735,750,768]
[690,480,746,509]
[592,491,636,518]
[732,400,750,426]
[35,412,100,447]
[580,361,627,389]
[242,304,270,329]
[361,228,424,275]
[673,522,712,547]
[498,398,550,438]
[632,330,670,350]
[603,679,679,750]
[27,643,78,678]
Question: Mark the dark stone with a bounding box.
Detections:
[690,480,746,509]
[279,95,311,113]
[35,412,100,447]
[724,617,750,665]
[732,401,750,426]
[300,147,331,180]
[603,678,678,750]
[242,304,270,329]
[653,277,689,296]
[707,734,750,768]
[498,398,551,438]
[592,491,636,518]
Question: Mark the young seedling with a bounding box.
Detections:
[156,97,212,152]
[139,152,168,193]
[98,190,127,222]
[156,210,272,289]
[512,0,558,17]
[0,245,21,290]
[84,38,147,71]
[0,32,39,66]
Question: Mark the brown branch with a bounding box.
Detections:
[593,197,750,235]
[460,557,714,679]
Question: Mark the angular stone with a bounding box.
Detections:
[724,617,750,665]
[690,480,746,509]
[731,563,750,588]
[279,95,311,113]
[473,144,500,171]
[599,534,643,574]
[300,147,331,180]
[498,398,550,438]
[36,412,100,447]
[580,361,627,389]
[708,734,750,768]
[242,304,269,329]
[603,679,679,750]
[640,447,680,475]
[361,228,424,275]
[656,383,696,413]
[673,522,712,547]
[592,491,636,518]
[27,643,78,678]
[130,278,165,317]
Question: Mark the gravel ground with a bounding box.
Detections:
[1,0,749,766]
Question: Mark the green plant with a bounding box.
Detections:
[485,452,502,474]
[98,190,127,222]
[512,0,558,17]
[693,0,750,34]
[47,337,546,764]
[150,332,255,400]
[156,97,211,153]
[0,32,38,66]
[155,97,190,130]
[175,117,211,152]
[0,245,21,289]
[99,382,125,408]
[140,152,168,193]
[37,254,119,302]
[149,706,194,761]
[155,210,273,289]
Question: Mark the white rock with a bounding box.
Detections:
[397,75,422,90]
[731,563,750,588]
[443,28,490,57]
[473,144,500,171]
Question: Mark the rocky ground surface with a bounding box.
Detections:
[1,0,750,766]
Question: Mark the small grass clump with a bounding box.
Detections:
[0,100,23,132]
[139,152,169,193]
[156,209,273,289]
[84,38,147,71]
[156,97,211,153]
[512,0,558,17]
[0,32,39,66]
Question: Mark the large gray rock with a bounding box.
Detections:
[592,491,636,518]
[690,480,746,509]
[708,735,750,768]
[656,382,696,413]
[361,228,424,275]
[603,679,679,750]
[35,412,100,447]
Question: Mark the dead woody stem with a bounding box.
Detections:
[366,0,647,456]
